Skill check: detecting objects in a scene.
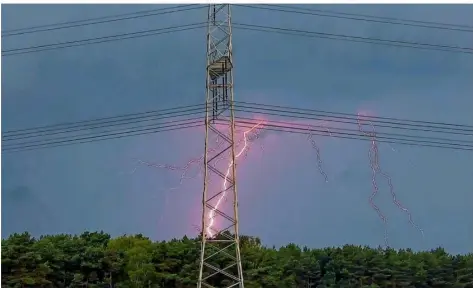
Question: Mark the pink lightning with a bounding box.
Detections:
[132,133,229,192]
[206,121,265,238]
[357,113,424,248]
[134,123,265,193]
[130,121,265,235]
[132,112,424,248]
[307,125,329,183]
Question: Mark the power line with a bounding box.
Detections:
[4,20,471,58]
[242,118,473,151]
[283,5,473,29]
[3,116,471,153]
[243,4,473,32]
[3,102,472,153]
[231,119,473,150]
[4,105,471,148]
[237,101,473,128]
[4,102,471,143]
[4,101,471,138]
[5,112,469,151]
[234,116,473,146]
[3,4,471,38]
[2,22,206,57]
[2,104,205,139]
[1,112,203,145]
[232,23,473,54]
[234,102,473,134]
[2,118,204,153]
[1,5,205,38]
[237,108,472,139]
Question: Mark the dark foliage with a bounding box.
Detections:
[2,231,472,287]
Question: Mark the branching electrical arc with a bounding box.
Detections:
[131,133,222,195]
[207,121,265,238]
[131,114,427,247]
[128,122,267,234]
[130,123,266,194]
[307,125,330,183]
[357,113,424,247]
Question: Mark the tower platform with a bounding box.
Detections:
[208,55,233,80]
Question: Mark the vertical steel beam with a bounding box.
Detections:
[198,4,244,288]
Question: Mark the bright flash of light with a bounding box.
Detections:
[213,125,265,175]
[206,121,265,238]
[357,113,424,248]
[133,122,267,196]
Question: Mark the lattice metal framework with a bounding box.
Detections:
[197,4,245,288]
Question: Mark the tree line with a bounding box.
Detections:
[1,231,472,287]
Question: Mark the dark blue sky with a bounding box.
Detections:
[2,4,473,255]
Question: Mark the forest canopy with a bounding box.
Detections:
[1,231,472,287]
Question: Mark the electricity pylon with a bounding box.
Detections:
[197,4,245,288]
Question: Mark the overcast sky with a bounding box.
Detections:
[2,4,473,255]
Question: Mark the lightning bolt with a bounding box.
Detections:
[132,133,225,191]
[307,125,329,183]
[244,124,265,157]
[127,134,226,230]
[357,113,424,248]
[206,121,265,238]
[129,121,265,236]
[132,122,266,192]
[213,125,265,177]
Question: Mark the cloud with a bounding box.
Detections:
[2,4,472,253]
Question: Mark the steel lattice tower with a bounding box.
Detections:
[197,4,245,288]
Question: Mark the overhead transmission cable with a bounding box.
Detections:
[232,23,473,54]
[3,102,472,153]
[233,102,473,135]
[3,117,471,153]
[1,111,203,149]
[4,101,472,137]
[3,21,471,57]
[229,118,473,150]
[3,104,471,144]
[2,118,204,153]
[2,103,206,140]
[2,22,207,57]
[1,4,204,37]
[3,4,471,38]
[234,120,473,151]
[6,112,470,150]
[240,4,473,33]
[4,101,472,138]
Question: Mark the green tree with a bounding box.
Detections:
[2,231,472,287]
